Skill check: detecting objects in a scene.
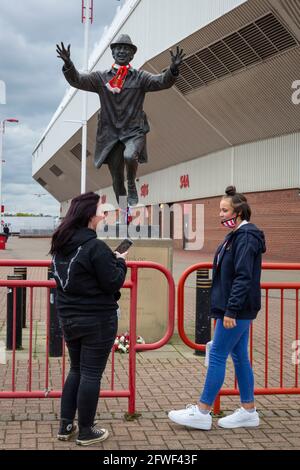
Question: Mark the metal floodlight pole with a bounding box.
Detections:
[0,119,19,227]
[80,0,93,194]
[0,80,6,105]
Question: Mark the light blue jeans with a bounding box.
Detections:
[200,319,254,406]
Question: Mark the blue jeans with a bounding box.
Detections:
[60,314,117,427]
[200,319,254,406]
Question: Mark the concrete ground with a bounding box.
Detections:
[0,236,300,451]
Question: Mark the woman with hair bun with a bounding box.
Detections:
[169,186,266,430]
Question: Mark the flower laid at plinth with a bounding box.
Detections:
[114,332,145,353]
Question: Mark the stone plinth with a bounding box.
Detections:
[100,237,173,343]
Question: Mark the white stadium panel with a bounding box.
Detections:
[233,132,300,193]
[129,149,233,206]
[99,132,299,207]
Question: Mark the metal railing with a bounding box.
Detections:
[177,262,300,414]
[2,259,299,416]
[0,259,175,416]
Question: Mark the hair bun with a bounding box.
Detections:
[225,185,237,196]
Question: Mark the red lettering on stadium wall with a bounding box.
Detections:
[180,175,190,189]
[140,184,149,197]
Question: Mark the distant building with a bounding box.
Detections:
[2,216,56,235]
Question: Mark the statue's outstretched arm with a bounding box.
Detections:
[56,42,72,68]
[141,46,185,92]
[169,46,186,76]
[57,42,99,93]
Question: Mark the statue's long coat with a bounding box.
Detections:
[63,63,177,168]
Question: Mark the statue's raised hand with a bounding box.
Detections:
[56,42,72,67]
[169,46,185,75]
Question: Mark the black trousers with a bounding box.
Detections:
[60,314,117,428]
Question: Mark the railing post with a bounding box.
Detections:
[48,268,63,357]
[213,394,221,415]
[128,265,138,417]
[194,269,211,355]
[6,275,23,350]
[13,267,27,328]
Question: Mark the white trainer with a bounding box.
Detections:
[168,404,212,430]
[217,407,259,429]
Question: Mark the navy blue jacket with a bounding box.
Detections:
[210,223,266,320]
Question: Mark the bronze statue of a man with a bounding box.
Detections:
[57,35,184,206]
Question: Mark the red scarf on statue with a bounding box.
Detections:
[106,64,131,94]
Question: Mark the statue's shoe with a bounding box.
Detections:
[127,183,138,206]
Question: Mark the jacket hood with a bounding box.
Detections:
[234,222,266,253]
[61,227,96,255]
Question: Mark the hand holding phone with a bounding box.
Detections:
[114,238,133,254]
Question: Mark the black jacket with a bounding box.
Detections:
[51,228,127,323]
[210,223,266,320]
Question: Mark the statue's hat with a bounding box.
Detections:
[110,34,137,54]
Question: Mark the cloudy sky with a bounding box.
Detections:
[0,0,126,215]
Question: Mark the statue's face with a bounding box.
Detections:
[112,44,135,65]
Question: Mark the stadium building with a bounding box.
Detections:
[32,0,300,261]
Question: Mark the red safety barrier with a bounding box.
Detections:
[0,260,175,416]
[178,262,300,414]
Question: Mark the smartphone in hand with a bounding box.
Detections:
[115,238,133,254]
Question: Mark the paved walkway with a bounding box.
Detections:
[0,236,300,451]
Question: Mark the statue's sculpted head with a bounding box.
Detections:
[110,34,137,66]
[111,44,135,65]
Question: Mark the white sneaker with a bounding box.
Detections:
[217,407,259,429]
[168,404,212,430]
